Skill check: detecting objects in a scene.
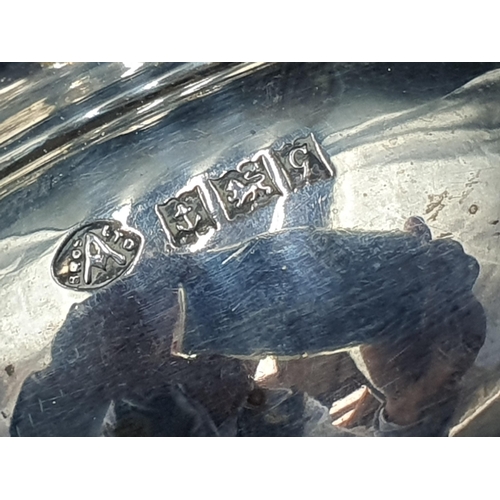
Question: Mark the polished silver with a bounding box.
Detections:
[171,219,481,359]
[2,63,500,436]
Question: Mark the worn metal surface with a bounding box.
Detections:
[172,224,480,358]
[1,62,499,436]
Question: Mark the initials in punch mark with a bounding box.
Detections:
[52,220,143,290]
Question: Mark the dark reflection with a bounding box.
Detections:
[11,218,485,436]
[101,385,219,437]
[171,217,481,359]
[364,293,485,436]
[10,277,255,436]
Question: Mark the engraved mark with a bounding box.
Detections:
[289,145,310,176]
[274,133,335,191]
[155,186,216,248]
[209,152,281,221]
[102,225,112,238]
[123,238,136,250]
[52,220,143,290]
[226,173,274,208]
[83,233,126,284]
[69,261,81,273]
[68,275,80,285]
[174,202,199,231]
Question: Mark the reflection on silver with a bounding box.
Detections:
[0,230,91,436]
[2,63,500,436]
[171,220,482,360]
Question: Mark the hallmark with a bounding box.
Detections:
[274,134,335,191]
[52,220,143,290]
[155,132,334,249]
[155,186,216,247]
[209,151,282,221]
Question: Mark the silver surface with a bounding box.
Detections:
[1,62,500,436]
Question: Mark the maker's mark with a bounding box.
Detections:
[52,220,143,290]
